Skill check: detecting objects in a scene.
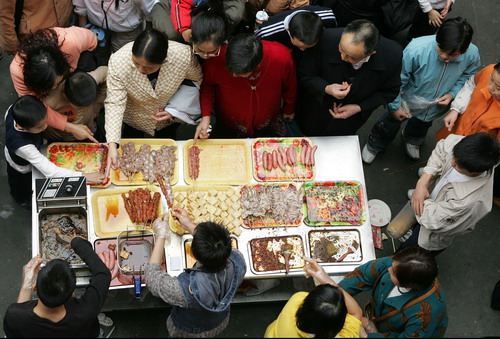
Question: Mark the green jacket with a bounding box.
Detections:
[339,257,448,338]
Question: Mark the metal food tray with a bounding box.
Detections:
[308,229,363,264]
[37,207,88,269]
[111,138,179,186]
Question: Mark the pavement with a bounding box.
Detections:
[0,0,499,337]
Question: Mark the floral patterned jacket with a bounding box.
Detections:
[339,257,448,338]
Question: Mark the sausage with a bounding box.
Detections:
[102,250,110,270]
[262,151,268,171]
[108,249,116,272]
[300,145,306,165]
[286,145,294,166]
[111,261,119,280]
[98,252,107,266]
[304,145,312,166]
[289,145,297,165]
[276,148,286,171]
[280,146,291,167]
[310,145,318,166]
[267,152,273,171]
[272,150,278,169]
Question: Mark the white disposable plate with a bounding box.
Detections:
[368,199,391,227]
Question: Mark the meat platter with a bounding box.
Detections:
[39,207,88,266]
[252,138,316,182]
[168,185,242,236]
[182,236,238,269]
[47,142,110,188]
[91,186,164,237]
[308,230,362,264]
[111,138,178,186]
[183,139,251,185]
[249,235,305,274]
[240,183,303,228]
[303,181,365,226]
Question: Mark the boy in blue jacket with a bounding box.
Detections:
[362,17,480,163]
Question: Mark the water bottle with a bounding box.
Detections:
[254,10,269,32]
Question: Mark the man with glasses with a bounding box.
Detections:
[296,19,402,137]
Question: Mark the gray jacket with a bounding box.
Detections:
[417,134,494,250]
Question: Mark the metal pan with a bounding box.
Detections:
[116,228,154,299]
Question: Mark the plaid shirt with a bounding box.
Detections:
[104,41,202,143]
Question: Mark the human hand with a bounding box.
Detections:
[65,123,99,143]
[152,110,173,122]
[411,183,430,216]
[153,215,170,239]
[440,0,452,17]
[428,9,443,27]
[181,29,192,43]
[194,116,212,144]
[171,207,197,234]
[283,112,295,123]
[329,103,361,119]
[303,257,335,286]
[21,255,44,290]
[106,143,119,179]
[437,93,453,106]
[325,82,351,99]
[391,107,411,121]
[443,109,459,131]
[362,317,378,334]
[83,172,105,185]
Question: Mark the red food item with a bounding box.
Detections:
[293,139,300,147]
[77,162,83,169]
[300,145,306,165]
[74,144,86,152]
[265,139,279,147]
[304,145,311,166]
[310,145,318,166]
[188,146,202,180]
[290,145,297,165]
[276,149,286,171]
[285,146,293,166]
[49,154,58,163]
[272,150,278,169]
[49,145,59,154]
[267,152,273,171]
[262,151,268,171]
[111,261,119,280]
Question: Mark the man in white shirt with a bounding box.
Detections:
[392,133,499,255]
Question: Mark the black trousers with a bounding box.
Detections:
[7,162,32,205]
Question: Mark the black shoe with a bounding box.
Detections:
[491,279,500,310]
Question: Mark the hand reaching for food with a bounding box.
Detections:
[303,256,335,286]
[171,208,197,234]
[153,214,171,240]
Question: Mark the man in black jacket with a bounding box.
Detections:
[296,20,402,136]
[3,238,111,338]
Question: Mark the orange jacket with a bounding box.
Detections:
[436,64,500,141]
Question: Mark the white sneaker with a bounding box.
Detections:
[98,313,113,327]
[417,167,424,177]
[407,189,414,200]
[401,130,420,160]
[362,145,377,164]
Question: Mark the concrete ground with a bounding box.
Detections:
[0,0,499,337]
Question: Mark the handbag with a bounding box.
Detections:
[365,278,439,324]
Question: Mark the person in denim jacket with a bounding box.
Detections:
[145,207,247,337]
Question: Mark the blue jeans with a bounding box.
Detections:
[367,111,433,154]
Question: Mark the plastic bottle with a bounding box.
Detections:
[254,10,269,32]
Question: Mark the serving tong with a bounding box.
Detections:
[281,243,293,274]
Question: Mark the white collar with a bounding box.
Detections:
[352,55,371,70]
[283,10,308,31]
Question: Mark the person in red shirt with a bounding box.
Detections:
[195,33,297,140]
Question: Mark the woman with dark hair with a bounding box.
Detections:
[265,260,364,338]
[105,29,202,169]
[10,27,100,142]
[191,8,228,60]
[151,0,244,44]
[308,247,448,337]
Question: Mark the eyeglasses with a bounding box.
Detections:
[192,45,221,58]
